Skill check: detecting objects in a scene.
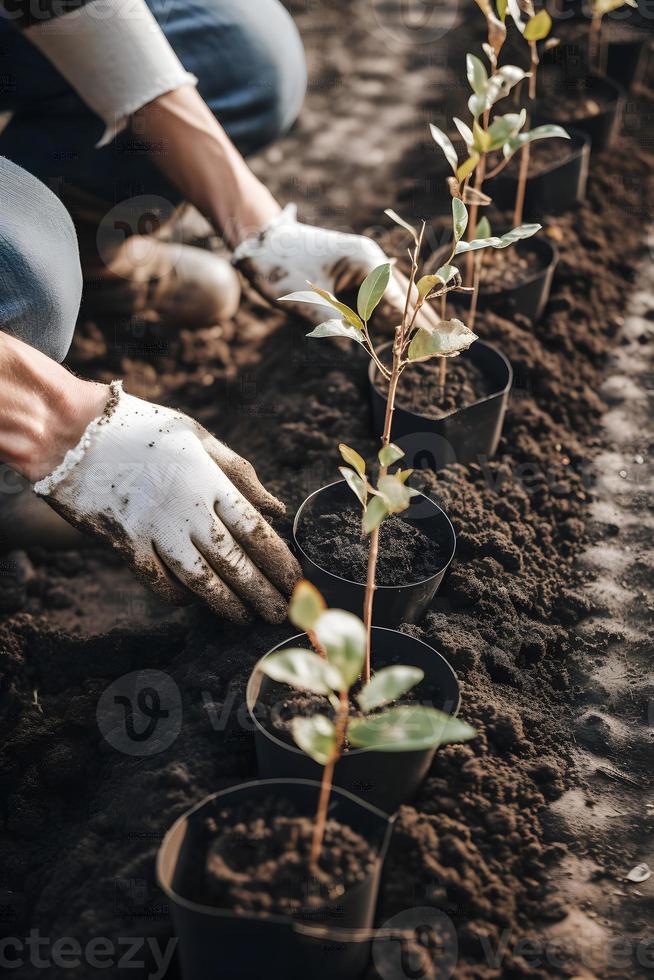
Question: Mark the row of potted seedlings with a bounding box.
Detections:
[156,3,645,977]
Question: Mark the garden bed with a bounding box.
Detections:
[1,1,653,977]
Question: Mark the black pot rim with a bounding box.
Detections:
[246,627,462,760]
[494,125,591,181]
[478,234,559,298]
[293,479,456,589]
[368,338,513,423]
[156,776,394,932]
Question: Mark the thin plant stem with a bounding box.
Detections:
[310,688,349,872]
[590,13,603,73]
[439,291,447,401]
[466,158,487,287]
[514,54,538,231]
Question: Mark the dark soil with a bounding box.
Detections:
[2,1,654,977]
[481,242,545,293]
[377,349,495,417]
[297,499,443,585]
[503,138,578,178]
[178,795,376,919]
[535,78,612,122]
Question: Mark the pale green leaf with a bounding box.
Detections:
[457,153,480,183]
[306,319,366,344]
[280,289,344,311]
[348,706,477,752]
[339,443,366,477]
[454,223,541,254]
[378,443,404,467]
[339,467,368,508]
[358,666,425,713]
[407,319,478,361]
[484,64,529,108]
[292,714,336,765]
[314,609,366,690]
[375,474,413,514]
[357,263,391,322]
[436,264,459,284]
[592,0,635,16]
[453,117,474,148]
[487,110,526,151]
[524,9,552,40]
[385,208,420,245]
[363,494,389,534]
[452,198,469,244]
[496,0,508,21]
[467,53,488,95]
[468,92,488,120]
[476,216,492,240]
[289,581,326,633]
[473,119,492,153]
[260,648,341,696]
[429,124,459,176]
[306,282,364,330]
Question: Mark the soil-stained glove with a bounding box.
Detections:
[233,205,440,329]
[33,383,300,623]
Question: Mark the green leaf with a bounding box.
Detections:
[524,9,551,40]
[289,581,326,633]
[357,263,391,322]
[456,153,480,183]
[292,714,336,765]
[306,319,366,344]
[487,110,526,151]
[314,609,366,690]
[358,666,425,713]
[339,443,366,477]
[280,289,344,311]
[385,209,419,245]
[454,223,541,254]
[429,124,458,176]
[472,119,492,153]
[378,443,404,467]
[468,92,488,120]
[436,264,459,284]
[339,467,368,508]
[306,282,364,330]
[363,494,389,534]
[407,319,478,361]
[375,474,413,514]
[452,198,468,245]
[496,0,508,21]
[260,648,341,696]
[502,123,570,158]
[453,117,474,148]
[484,64,529,108]
[466,53,488,95]
[593,0,636,14]
[348,706,477,752]
[476,216,492,240]
[417,265,459,299]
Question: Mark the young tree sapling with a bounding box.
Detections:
[589,0,637,73]
[261,581,476,872]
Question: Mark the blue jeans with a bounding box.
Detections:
[0,0,306,204]
[0,0,306,361]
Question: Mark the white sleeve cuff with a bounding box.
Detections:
[24,0,198,148]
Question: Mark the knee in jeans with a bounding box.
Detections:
[0,162,82,363]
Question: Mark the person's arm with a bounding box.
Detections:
[0,332,109,482]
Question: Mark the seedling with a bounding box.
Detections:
[282,196,543,671]
[589,0,637,73]
[262,582,475,872]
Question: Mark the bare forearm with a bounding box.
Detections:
[134,86,281,248]
[0,333,109,482]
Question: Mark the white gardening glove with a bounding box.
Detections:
[233,205,440,329]
[34,383,300,623]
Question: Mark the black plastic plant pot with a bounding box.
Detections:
[487,128,591,219]
[293,480,455,625]
[532,74,626,152]
[479,235,558,324]
[606,32,649,91]
[246,628,461,813]
[369,339,512,471]
[156,778,394,980]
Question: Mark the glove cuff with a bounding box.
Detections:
[33,381,124,497]
[232,203,298,264]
